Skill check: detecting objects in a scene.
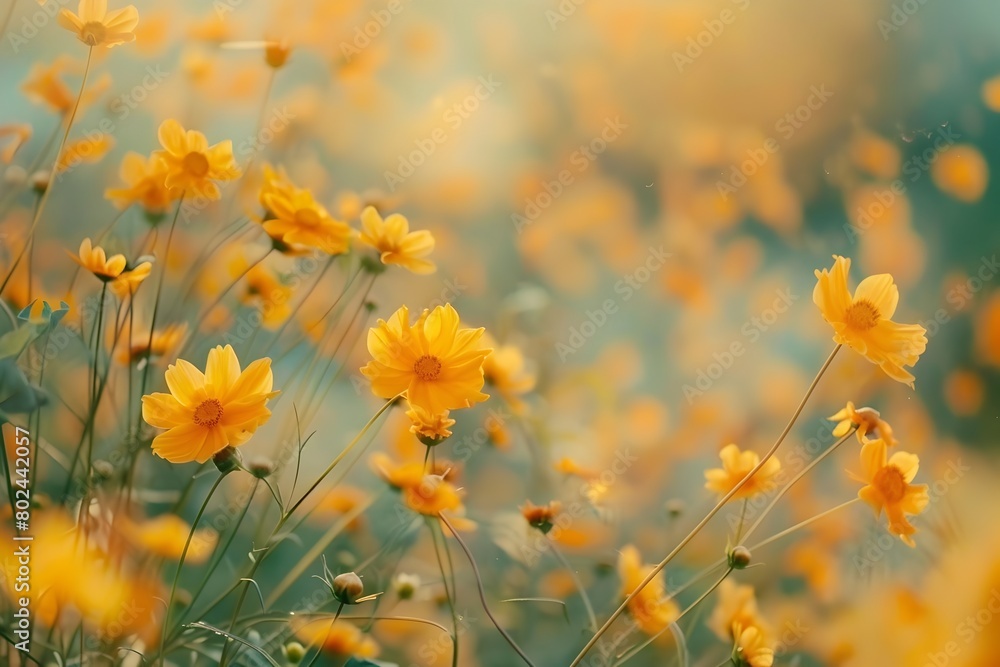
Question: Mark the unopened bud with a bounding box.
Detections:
[283,641,306,663]
[212,446,243,474]
[393,572,421,600]
[332,571,364,604]
[248,458,274,478]
[265,40,291,69]
[728,545,752,569]
[31,170,49,194]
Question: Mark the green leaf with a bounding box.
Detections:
[0,359,47,414]
[0,300,70,360]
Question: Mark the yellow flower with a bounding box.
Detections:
[813,255,927,387]
[852,438,929,547]
[704,444,781,500]
[141,345,278,464]
[241,261,293,328]
[120,515,218,563]
[617,545,680,636]
[21,58,74,113]
[116,322,187,364]
[733,624,775,667]
[370,452,454,490]
[402,474,464,516]
[292,619,379,658]
[829,401,897,447]
[708,580,771,642]
[482,333,536,412]
[109,259,152,298]
[70,237,125,282]
[261,185,351,255]
[105,152,180,213]
[360,304,490,415]
[357,206,436,274]
[55,134,115,173]
[154,119,239,200]
[58,0,139,48]
[406,404,455,441]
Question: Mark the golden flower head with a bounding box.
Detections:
[360,304,490,415]
[814,255,927,387]
[153,119,240,200]
[357,205,436,274]
[704,444,781,500]
[141,344,278,464]
[482,332,536,412]
[70,237,125,282]
[829,401,897,447]
[261,184,351,256]
[708,580,770,642]
[406,404,455,443]
[109,257,153,298]
[120,515,217,563]
[617,545,680,636]
[292,618,379,658]
[105,151,181,215]
[117,322,187,365]
[852,438,930,547]
[58,0,140,48]
[402,474,464,516]
[55,134,115,173]
[733,623,775,667]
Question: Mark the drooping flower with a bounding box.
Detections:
[105,152,180,214]
[70,238,126,282]
[813,255,927,387]
[406,404,455,442]
[109,258,152,298]
[360,304,490,415]
[704,444,782,500]
[357,206,436,274]
[141,345,277,464]
[261,185,351,255]
[852,438,929,547]
[829,401,897,447]
[617,545,680,636]
[58,0,140,48]
[153,119,239,200]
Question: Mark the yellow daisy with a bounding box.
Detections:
[261,185,351,256]
[852,438,929,547]
[105,152,180,214]
[704,444,782,500]
[153,119,239,200]
[141,345,278,464]
[357,206,436,274]
[813,255,927,387]
[58,0,139,48]
[70,237,125,282]
[617,545,680,636]
[360,304,490,415]
[829,401,897,447]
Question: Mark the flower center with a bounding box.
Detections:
[844,299,881,331]
[413,355,442,381]
[193,398,224,427]
[873,465,907,503]
[294,208,321,227]
[80,21,107,46]
[182,151,210,178]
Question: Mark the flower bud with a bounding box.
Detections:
[248,458,274,479]
[332,571,364,604]
[393,572,421,600]
[283,641,305,663]
[728,545,752,569]
[265,40,291,69]
[212,446,243,474]
[31,170,49,194]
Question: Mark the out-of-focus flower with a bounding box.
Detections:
[0,125,31,163]
[313,485,368,531]
[852,438,929,547]
[617,545,679,636]
[142,344,278,464]
[58,0,140,48]
[55,134,114,173]
[370,452,454,489]
[813,255,927,387]
[116,322,187,364]
[292,618,379,658]
[360,304,490,415]
[733,624,775,667]
[120,515,218,563]
[931,145,989,203]
[357,206,436,274]
[21,58,75,113]
[520,500,560,533]
[261,185,351,255]
[406,404,454,442]
[708,580,770,642]
[704,444,781,500]
[848,130,901,180]
[240,260,292,328]
[402,474,463,516]
[70,237,125,282]
[482,333,535,412]
[109,258,152,298]
[154,119,239,200]
[105,152,180,214]
[265,40,291,68]
[828,401,897,447]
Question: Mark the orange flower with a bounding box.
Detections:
[55,134,115,173]
[105,152,180,213]
[406,405,454,442]
[360,304,490,415]
[153,119,239,200]
[292,619,378,658]
[828,401,897,447]
[120,515,217,563]
[482,333,535,412]
[116,322,186,364]
[617,545,679,636]
[708,580,770,642]
[813,255,927,387]
[357,206,436,274]
[141,345,278,464]
[402,474,463,516]
[704,444,781,500]
[58,0,140,48]
[21,58,75,113]
[852,438,929,547]
[70,238,125,282]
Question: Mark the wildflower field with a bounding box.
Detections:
[1,1,999,666]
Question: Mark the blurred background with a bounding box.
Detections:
[1,0,999,665]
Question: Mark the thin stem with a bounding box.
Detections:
[157,471,231,666]
[569,344,841,667]
[429,520,459,667]
[545,535,598,632]
[739,427,856,545]
[748,498,860,552]
[439,513,537,667]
